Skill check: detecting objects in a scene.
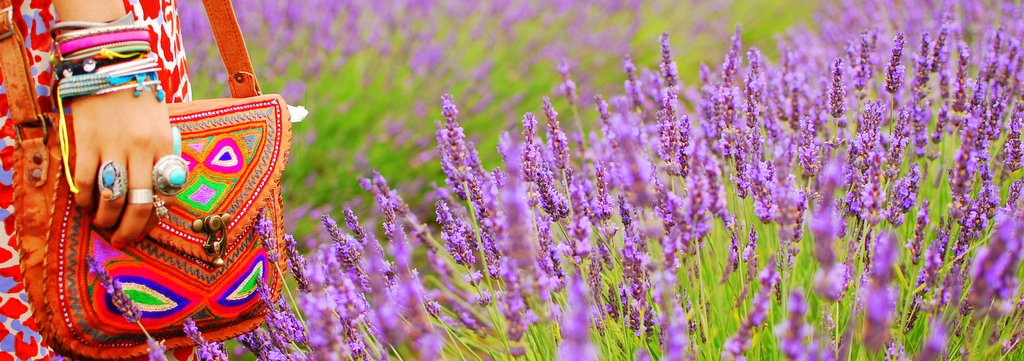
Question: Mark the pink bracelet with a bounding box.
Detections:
[58,30,151,56]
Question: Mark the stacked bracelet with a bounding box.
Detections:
[50,18,164,102]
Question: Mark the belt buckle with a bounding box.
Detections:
[0,7,13,41]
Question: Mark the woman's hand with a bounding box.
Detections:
[70,90,174,247]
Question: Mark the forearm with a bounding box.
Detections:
[52,0,126,23]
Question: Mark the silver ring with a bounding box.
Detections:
[127,189,154,205]
[154,196,169,219]
[152,155,189,196]
[98,161,127,201]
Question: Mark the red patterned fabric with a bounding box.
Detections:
[0,1,191,359]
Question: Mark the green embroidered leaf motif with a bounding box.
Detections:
[227,262,264,301]
[121,283,179,313]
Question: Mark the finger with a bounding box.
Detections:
[93,156,127,229]
[141,205,160,236]
[73,146,99,210]
[113,152,155,246]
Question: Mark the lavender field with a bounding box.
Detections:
[151,0,1024,360]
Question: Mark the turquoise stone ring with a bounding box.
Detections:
[97,161,127,201]
[152,155,189,196]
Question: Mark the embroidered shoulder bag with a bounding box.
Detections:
[0,0,292,359]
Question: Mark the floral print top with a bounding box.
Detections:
[0,1,191,359]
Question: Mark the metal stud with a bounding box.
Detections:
[83,58,97,72]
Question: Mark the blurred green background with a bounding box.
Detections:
[181,0,817,240]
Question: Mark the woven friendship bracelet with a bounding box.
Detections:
[58,71,162,99]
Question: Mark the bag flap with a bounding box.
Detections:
[149,94,291,264]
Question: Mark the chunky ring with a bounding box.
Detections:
[127,189,154,205]
[98,161,127,201]
[152,155,189,196]
[153,196,169,219]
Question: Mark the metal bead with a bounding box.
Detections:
[29,168,42,182]
[31,152,43,165]
[192,219,205,233]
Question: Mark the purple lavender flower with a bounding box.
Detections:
[968,216,1023,317]
[558,60,579,106]
[850,30,878,94]
[146,338,167,361]
[828,58,847,120]
[885,33,906,95]
[774,290,812,360]
[436,94,474,200]
[909,33,934,100]
[915,319,947,361]
[543,97,571,171]
[184,318,229,361]
[723,257,779,361]
[624,55,644,111]
[658,90,684,174]
[659,32,679,91]
[953,45,970,113]
[885,165,921,226]
[256,213,280,263]
[258,281,310,348]
[87,257,141,323]
[558,274,597,361]
[1007,104,1023,172]
[238,328,277,360]
[721,226,741,283]
[863,232,898,352]
[435,200,478,267]
[798,116,822,177]
[284,234,311,293]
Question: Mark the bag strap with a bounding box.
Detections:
[0,0,261,126]
[0,2,44,127]
[199,0,262,98]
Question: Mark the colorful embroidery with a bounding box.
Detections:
[0,1,191,359]
[219,258,265,307]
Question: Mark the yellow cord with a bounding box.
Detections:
[98,48,142,60]
[55,88,80,194]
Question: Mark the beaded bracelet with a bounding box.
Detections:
[58,70,163,100]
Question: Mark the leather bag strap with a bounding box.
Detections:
[0,0,261,126]
[199,0,262,98]
[0,1,44,126]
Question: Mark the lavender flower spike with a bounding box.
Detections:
[774,290,812,360]
[87,257,142,323]
[146,339,167,361]
[723,257,779,361]
[885,33,906,95]
[863,232,898,351]
[183,318,229,361]
[558,274,598,361]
